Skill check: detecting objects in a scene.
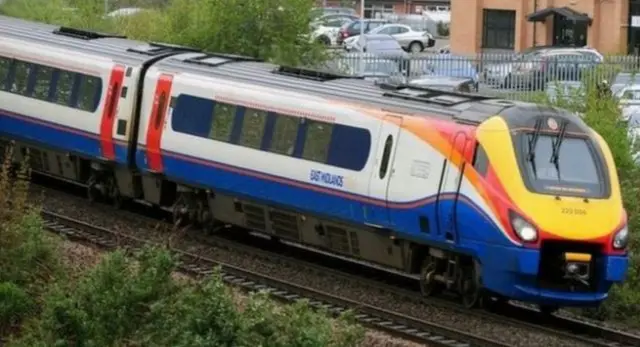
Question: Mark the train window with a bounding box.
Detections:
[238,108,267,149]
[326,124,371,171]
[55,71,75,106]
[33,65,53,100]
[0,57,10,90]
[171,94,214,138]
[209,102,236,142]
[11,61,32,95]
[379,135,393,179]
[77,75,101,111]
[472,144,489,177]
[269,114,299,156]
[302,120,333,163]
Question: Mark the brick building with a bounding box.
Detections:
[450,0,638,55]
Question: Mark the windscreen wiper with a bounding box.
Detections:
[527,118,543,177]
[550,120,568,175]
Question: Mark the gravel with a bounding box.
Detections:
[32,185,589,347]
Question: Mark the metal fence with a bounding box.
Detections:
[332,52,640,102]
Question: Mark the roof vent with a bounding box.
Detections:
[127,42,201,56]
[274,65,359,82]
[53,26,126,40]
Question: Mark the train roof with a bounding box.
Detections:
[157,52,556,125]
[0,15,577,126]
[0,15,198,65]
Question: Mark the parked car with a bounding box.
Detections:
[483,47,603,90]
[336,19,389,45]
[613,83,640,121]
[343,23,434,53]
[343,35,410,74]
[408,76,477,93]
[310,16,355,46]
[421,55,479,91]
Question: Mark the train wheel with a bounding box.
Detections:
[419,256,443,297]
[460,265,481,308]
[86,176,99,203]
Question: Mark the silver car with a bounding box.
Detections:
[368,24,434,53]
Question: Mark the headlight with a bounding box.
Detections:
[510,212,538,242]
[613,225,629,249]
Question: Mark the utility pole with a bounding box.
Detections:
[358,0,364,76]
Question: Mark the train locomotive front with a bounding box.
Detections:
[470,105,629,309]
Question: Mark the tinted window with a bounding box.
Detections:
[239,108,267,149]
[210,103,236,141]
[55,71,75,106]
[171,94,214,137]
[302,120,333,163]
[77,75,101,111]
[521,135,605,197]
[473,144,489,177]
[11,61,32,95]
[0,57,10,89]
[33,65,53,100]
[270,114,299,156]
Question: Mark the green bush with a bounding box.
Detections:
[9,247,364,346]
[0,282,34,336]
[1,0,329,66]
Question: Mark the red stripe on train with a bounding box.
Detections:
[99,64,125,160]
[145,74,174,173]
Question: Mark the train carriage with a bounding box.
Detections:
[0,16,195,202]
[0,15,630,311]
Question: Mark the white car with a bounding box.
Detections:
[343,23,433,53]
[310,16,354,46]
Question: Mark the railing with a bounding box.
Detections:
[331,52,640,102]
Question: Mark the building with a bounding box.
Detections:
[319,0,450,17]
[450,0,639,55]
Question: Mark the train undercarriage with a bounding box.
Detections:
[0,139,514,310]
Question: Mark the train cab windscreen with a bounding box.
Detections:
[518,132,609,198]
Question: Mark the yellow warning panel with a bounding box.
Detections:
[564,252,592,262]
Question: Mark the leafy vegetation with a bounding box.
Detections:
[0,146,365,345]
[0,0,330,66]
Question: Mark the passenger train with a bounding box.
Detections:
[0,15,629,311]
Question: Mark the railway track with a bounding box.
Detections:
[40,209,509,347]
[30,179,640,347]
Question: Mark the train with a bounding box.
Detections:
[0,15,630,312]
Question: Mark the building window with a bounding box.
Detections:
[482,9,515,49]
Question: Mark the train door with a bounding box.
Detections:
[366,114,402,227]
[436,131,470,243]
[99,64,125,161]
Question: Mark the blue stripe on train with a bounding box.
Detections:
[0,110,510,250]
[0,111,129,164]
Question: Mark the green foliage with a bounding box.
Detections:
[0,146,62,340]
[436,21,449,37]
[0,282,34,335]
[1,0,329,66]
[10,248,364,346]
